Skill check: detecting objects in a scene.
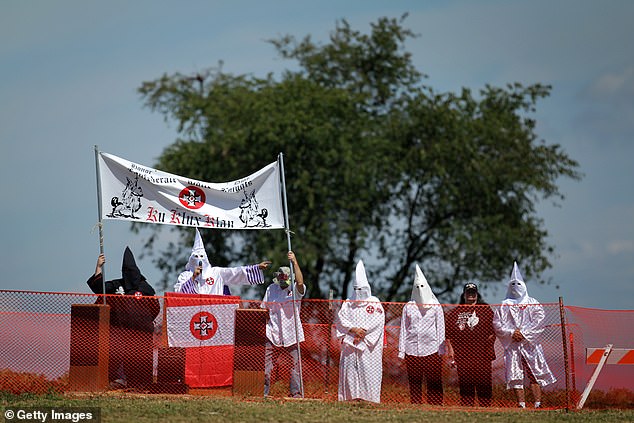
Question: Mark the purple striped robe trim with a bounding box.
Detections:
[246,264,265,285]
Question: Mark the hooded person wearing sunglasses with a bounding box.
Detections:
[260,251,305,398]
[493,261,556,408]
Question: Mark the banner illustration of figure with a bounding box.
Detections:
[239,189,270,228]
[107,175,144,219]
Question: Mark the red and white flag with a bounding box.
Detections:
[165,292,240,387]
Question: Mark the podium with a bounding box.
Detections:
[232,308,268,396]
[154,295,188,394]
[151,347,188,394]
[68,304,110,391]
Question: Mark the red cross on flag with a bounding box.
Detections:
[166,292,240,387]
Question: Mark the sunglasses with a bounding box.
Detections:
[276,272,289,281]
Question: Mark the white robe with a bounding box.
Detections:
[493,298,556,388]
[336,297,385,403]
[174,264,263,295]
[260,283,305,347]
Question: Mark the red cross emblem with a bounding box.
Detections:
[366,305,375,314]
[190,311,218,340]
[205,277,215,286]
[179,186,206,210]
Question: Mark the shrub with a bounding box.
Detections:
[0,370,66,395]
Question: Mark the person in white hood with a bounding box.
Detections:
[174,228,271,295]
[336,260,385,403]
[398,264,446,405]
[493,261,556,408]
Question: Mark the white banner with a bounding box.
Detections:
[167,303,239,348]
[97,151,284,229]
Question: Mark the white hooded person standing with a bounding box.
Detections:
[398,264,446,405]
[493,261,556,408]
[336,260,385,403]
[174,228,271,295]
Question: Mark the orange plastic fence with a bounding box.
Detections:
[563,306,634,408]
[0,290,632,409]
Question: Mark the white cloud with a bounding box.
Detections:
[588,66,634,100]
[572,64,634,144]
[607,240,634,255]
[556,237,634,264]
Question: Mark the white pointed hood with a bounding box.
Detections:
[504,261,529,304]
[411,264,439,308]
[185,228,213,280]
[352,260,372,302]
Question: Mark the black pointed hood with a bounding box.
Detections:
[121,246,154,296]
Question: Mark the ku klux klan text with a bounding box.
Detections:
[146,207,235,228]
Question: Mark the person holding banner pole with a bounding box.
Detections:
[87,247,160,389]
[260,251,306,398]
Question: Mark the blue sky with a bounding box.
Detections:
[1,0,632,309]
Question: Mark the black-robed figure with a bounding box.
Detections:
[445,283,496,407]
[87,247,160,389]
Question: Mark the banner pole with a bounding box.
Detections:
[278,152,304,398]
[559,296,571,411]
[325,288,333,393]
[94,145,106,305]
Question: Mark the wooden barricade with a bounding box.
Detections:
[232,308,268,396]
[68,304,110,391]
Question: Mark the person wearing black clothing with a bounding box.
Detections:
[87,247,160,389]
[445,282,496,406]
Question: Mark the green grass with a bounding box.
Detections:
[1,392,632,423]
